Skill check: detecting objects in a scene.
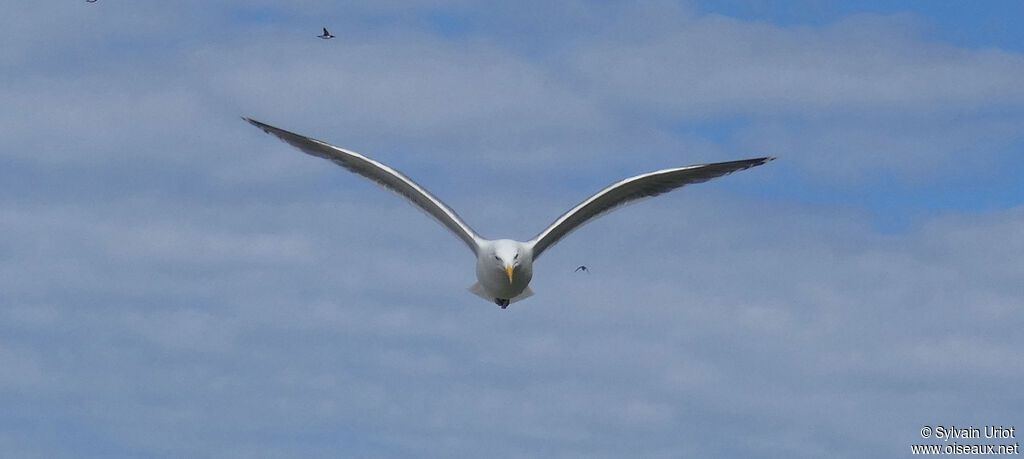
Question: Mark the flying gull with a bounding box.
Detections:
[244,118,774,308]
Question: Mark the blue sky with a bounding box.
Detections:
[2,1,1022,458]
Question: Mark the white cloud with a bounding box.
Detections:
[4,182,1023,457]
[570,13,1024,117]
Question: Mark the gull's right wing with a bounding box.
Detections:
[245,118,483,254]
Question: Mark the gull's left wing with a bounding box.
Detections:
[245,118,483,254]
[528,157,775,260]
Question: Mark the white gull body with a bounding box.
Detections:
[244,118,773,308]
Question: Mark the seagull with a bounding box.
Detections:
[244,118,774,309]
[86,0,97,3]
[575,265,589,273]
[317,27,335,39]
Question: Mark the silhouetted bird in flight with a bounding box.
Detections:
[317,27,335,39]
[575,265,589,273]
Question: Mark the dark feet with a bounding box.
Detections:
[495,298,510,308]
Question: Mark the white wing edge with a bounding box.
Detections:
[244,117,483,255]
[527,157,775,260]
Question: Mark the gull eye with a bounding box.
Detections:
[495,255,501,261]
[513,253,518,260]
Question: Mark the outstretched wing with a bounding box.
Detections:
[529,157,774,260]
[245,118,483,254]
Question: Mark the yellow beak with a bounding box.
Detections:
[506,265,515,284]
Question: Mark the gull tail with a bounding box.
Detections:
[467,283,535,304]
[468,282,490,302]
[510,287,535,303]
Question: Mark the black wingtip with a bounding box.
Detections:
[241,118,316,148]
[722,156,776,169]
[242,117,295,143]
[242,116,272,133]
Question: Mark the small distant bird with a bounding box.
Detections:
[575,266,589,273]
[317,27,335,39]
[86,0,97,3]
[244,118,774,309]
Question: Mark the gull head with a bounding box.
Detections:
[476,239,534,299]
[493,239,523,283]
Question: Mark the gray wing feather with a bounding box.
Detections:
[529,157,775,259]
[244,118,482,254]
